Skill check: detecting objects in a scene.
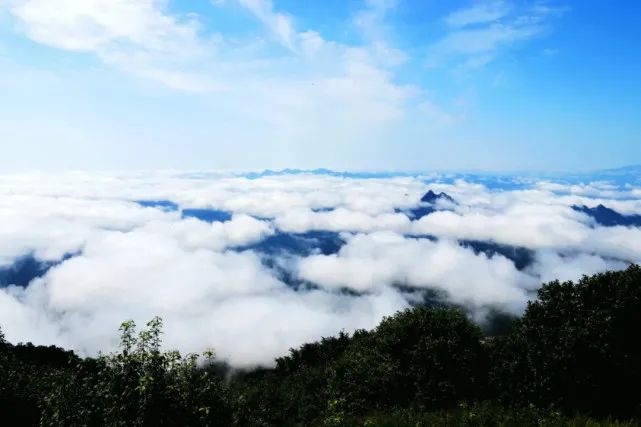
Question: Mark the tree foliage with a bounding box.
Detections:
[0,340,77,425]
[489,265,641,417]
[327,308,486,416]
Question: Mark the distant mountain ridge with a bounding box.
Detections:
[237,165,641,190]
[572,204,641,227]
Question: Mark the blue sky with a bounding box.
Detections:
[0,0,640,172]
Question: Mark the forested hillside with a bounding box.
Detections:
[2,266,641,426]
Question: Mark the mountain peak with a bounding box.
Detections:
[420,190,455,204]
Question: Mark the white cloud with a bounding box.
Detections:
[11,0,197,52]
[0,193,171,264]
[6,0,215,90]
[1,172,640,367]
[526,250,628,284]
[143,215,274,251]
[276,208,411,234]
[298,231,535,312]
[411,204,590,249]
[0,211,409,366]
[584,226,641,264]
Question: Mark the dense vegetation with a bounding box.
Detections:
[2,265,641,426]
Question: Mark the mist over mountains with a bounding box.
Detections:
[1,167,641,367]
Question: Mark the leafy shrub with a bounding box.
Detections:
[40,317,232,426]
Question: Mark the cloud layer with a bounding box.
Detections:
[1,170,640,367]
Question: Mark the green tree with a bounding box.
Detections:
[327,308,487,416]
[0,334,76,426]
[489,265,641,417]
[232,332,355,426]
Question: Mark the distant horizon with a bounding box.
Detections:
[2,164,641,177]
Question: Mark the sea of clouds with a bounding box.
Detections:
[1,169,641,367]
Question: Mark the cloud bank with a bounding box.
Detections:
[1,170,640,367]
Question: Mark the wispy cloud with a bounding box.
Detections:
[444,0,511,28]
[428,1,567,71]
[236,0,296,50]
[354,0,407,67]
